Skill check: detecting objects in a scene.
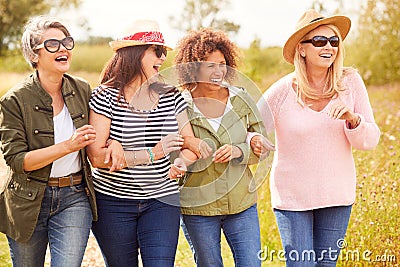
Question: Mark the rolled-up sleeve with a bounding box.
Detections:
[0,95,29,174]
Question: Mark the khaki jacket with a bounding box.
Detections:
[0,71,97,242]
[180,86,267,216]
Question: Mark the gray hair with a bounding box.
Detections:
[21,16,70,68]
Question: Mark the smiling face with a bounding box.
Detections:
[298,25,338,70]
[141,45,166,82]
[35,28,72,75]
[197,50,227,89]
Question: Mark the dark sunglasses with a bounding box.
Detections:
[35,36,74,53]
[153,45,167,58]
[301,36,340,47]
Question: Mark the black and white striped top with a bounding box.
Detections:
[89,84,187,199]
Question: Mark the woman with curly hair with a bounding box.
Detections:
[174,28,270,267]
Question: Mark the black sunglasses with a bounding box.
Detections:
[301,36,340,47]
[35,36,75,53]
[153,45,167,58]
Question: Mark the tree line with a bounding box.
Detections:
[0,0,399,85]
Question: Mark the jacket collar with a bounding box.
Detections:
[183,85,251,135]
[32,71,76,106]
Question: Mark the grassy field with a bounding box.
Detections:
[0,71,398,266]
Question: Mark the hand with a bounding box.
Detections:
[168,158,187,180]
[67,125,96,152]
[182,136,213,159]
[104,140,126,172]
[213,144,242,163]
[250,135,275,158]
[328,99,356,121]
[153,133,184,159]
[328,99,360,128]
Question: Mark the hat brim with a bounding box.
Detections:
[109,40,173,51]
[283,16,351,64]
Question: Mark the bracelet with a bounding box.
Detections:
[147,148,154,164]
[133,151,137,166]
[355,116,361,127]
[349,116,361,129]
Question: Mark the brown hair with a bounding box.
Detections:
[174,28,239,90]
[99,45,151,103]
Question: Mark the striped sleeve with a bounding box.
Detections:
[89,86,114,119]
[174,89,188,115]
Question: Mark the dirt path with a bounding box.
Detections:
[81,235,106,267]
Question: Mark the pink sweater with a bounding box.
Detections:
[257,71,380,210]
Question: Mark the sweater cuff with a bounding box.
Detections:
[246,132,262,144]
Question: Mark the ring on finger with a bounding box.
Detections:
[84,134,89,141]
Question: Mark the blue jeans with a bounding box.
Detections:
[180,215,195,257]
[92,191,181,267]
[7,184,92,267]
[182,204,261,267]
[274,205,352,267]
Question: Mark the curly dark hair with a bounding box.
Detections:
[174,28,239,90]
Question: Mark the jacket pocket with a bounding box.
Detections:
[3,178,44,242]
[8,179,39,201]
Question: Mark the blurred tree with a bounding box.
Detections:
[310,0,345,13]
[351,0,400,84]
[169,0,240,34]
[0,0,81,56]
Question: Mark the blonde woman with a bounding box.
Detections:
[255,10,380,266]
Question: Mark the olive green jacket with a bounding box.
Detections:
[180,86,267,216]
[0,71,97,243]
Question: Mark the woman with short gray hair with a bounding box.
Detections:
[0,15,97,267]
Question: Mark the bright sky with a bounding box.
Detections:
[55,0,362,48]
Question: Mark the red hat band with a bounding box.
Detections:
[121,31,165,44]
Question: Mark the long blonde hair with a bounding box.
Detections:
[293,24,345,103]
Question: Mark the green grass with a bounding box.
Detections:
[70,44,113,73]
[0,72,398,266]
[0,234,11,266]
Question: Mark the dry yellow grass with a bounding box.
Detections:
[0,72,398,266]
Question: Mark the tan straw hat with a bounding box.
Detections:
[109,19,172,51]
[283,9,351,64]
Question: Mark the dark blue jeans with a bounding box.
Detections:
[274,205,352,267]
[182,204,261,267]
[7,184,92,267]
[92,191,181,267]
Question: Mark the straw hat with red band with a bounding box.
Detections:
[109,19,172,51]
[283,9,351,64]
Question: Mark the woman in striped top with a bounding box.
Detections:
[87,20,197,267]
